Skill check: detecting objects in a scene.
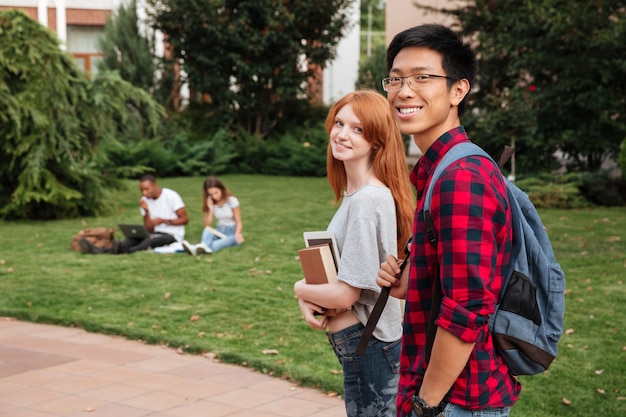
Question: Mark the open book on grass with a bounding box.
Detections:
[205,226,227,239]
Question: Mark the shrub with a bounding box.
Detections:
[578,171,626,207]
[100,125,237,178]
[356,43,387,95]
[515,173,590,209]
[228,101,329,177]
[227,126,327,177]
[263,129,329,177]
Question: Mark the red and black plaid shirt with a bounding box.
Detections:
[397,127,521,416]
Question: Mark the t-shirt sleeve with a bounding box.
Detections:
[228,196,240,209]
[336,217,383,294]
[168,189,185,212]
[335,189,397,296]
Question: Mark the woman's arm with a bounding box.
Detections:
[203,197,214,227]
[294,279,360,311]
[232,206,244,243]
[293,279,360,331]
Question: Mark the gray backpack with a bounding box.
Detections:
[424,142,566,376]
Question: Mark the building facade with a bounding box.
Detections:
[0,0,124,73]
[385,0,457,44]
[0,0,359,106]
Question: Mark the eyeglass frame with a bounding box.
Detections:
[381,74,451,92]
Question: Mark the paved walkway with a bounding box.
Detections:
[0,317,346,417]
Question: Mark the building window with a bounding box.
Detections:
[67,25,104,75]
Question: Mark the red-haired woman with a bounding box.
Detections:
[294,90,414,416]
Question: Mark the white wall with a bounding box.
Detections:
[323,0,361,105]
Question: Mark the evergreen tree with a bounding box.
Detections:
[356,42,387,95]
[0,9,165,220]
[98,0,160,96]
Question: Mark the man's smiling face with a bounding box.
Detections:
[386,46,461,149]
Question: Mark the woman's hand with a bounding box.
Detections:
[297,298,329,330]
[235,232,244,244]
[294,279,328,330]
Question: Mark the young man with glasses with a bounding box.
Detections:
[376,24,521,417]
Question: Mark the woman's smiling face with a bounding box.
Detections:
[330,103,373,164]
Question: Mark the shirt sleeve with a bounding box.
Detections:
[337,217,384,295]
[168,189,185,212]
[228,196,240,209]
[336,189,397,296]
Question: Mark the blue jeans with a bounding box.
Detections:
[201,225,240,253]
[410,403,511,417]
[327,323,400,417]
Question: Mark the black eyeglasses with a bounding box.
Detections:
[381,74,451,92]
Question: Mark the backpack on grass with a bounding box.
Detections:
[424,142,566,376]
[71,227,116,253]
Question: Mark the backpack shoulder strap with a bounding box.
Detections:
[422,142,497,361]
[423,142,492,213]
[423,142,493,244]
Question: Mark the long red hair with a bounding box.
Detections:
[325,90,415,255]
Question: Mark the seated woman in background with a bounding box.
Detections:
[182,177,244,255]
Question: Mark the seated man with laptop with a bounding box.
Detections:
[80,174,189,254]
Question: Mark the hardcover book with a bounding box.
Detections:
[303,231,340,271]
[298,244,338,285]
[299,232,343,316]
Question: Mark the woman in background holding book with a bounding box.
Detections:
[294,90,414,416]
[182,177,244,255]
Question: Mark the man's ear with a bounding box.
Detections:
[450,78,471,107]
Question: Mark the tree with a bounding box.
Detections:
[145,0,356,138]
[0,9,165,220]
[98,0,156,92]
[97,0,178,110]
[416,0,626,173]
[356,42,387,95]
[360,0,386,58]
[360,0,385,32]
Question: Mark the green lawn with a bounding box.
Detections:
[0,174,624,416]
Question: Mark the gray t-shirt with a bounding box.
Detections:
[327,185,402,342]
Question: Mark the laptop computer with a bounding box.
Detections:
[118,224,150,239]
